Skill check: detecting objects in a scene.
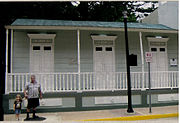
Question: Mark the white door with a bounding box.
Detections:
[41,45,54,72]
[150,43,168,88]
[30,45,42,73]
[30,42,54,91]
[150,47,168,72]
[94,42,115,90]
[30,44,54,73]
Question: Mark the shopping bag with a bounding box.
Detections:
[40,99,45,106]
[23,98,28,108]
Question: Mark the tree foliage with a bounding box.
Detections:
[0,1,158,25]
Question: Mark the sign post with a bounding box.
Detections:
[145,52,152,113]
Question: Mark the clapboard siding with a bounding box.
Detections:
[12,30,178,73]
[167,34,178,71]
[80,30,94,72]
[13,31,30,73]
[54,30,77,72]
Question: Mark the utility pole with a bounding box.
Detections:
[123,11,134,113]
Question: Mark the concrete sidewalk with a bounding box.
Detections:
[2,105,178,122]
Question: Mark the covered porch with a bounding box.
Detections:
[5,19,179,94]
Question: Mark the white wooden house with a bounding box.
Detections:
[3,19,178,113]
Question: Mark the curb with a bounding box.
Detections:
[80,113,178,121]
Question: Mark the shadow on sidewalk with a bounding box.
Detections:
[24,116,46,121]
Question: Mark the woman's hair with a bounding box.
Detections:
[15,94,22,101]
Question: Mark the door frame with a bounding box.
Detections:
[147,37,169,72]
[91,35,117,73]
[28,34,56,73]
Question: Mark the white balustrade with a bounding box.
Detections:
[5,71,179,94]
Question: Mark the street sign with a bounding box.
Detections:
[145,52,152,63]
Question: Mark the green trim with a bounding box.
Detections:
[3,89,178,114]
[141,91,148,106]
[75,93,83,110]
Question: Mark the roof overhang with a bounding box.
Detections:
[5,25,178,33]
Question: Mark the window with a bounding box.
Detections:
[160,48,166,52]
[96,47,102,51]
[106,47,112,51]
[33,46,40,50]
[44,46,51,50]
[151,48,157,52]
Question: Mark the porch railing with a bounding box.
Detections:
[6,71,178,94]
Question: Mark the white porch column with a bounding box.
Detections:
[139,32,145,89]
[11,29,13,73]
[5,29,9,94]
[77,29,81,90]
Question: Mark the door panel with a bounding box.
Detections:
[30,42,54,73]
[94,46,104,72]
[151,47,168,72]
[42,45,54,73]
[150,45,168,88]
[94,45,115,89]
[31,45,42,73]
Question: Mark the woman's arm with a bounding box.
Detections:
[39,84,42,99]
[39,90,42,99]
[24,89,28,99]
[24,85,28,98]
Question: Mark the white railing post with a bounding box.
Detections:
[22,74,25,92]
[74,74,76,90]
[93,73,96,90]
[18,75,20,92]
[63,74,65,91]
[122,73,124,89]
[172,72,174,88]
[59,74,61,91]
[55,74,58,91]
[10,74,12,93]
[14,75,17,92]
[176,71,178,88]
[70,74,72,90]
[90,73,92,90]
[67,74,69,90]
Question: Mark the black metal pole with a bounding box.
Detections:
[123,11,134,113]
[148,62,152,113]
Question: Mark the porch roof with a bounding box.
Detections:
[10,19,175,30]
